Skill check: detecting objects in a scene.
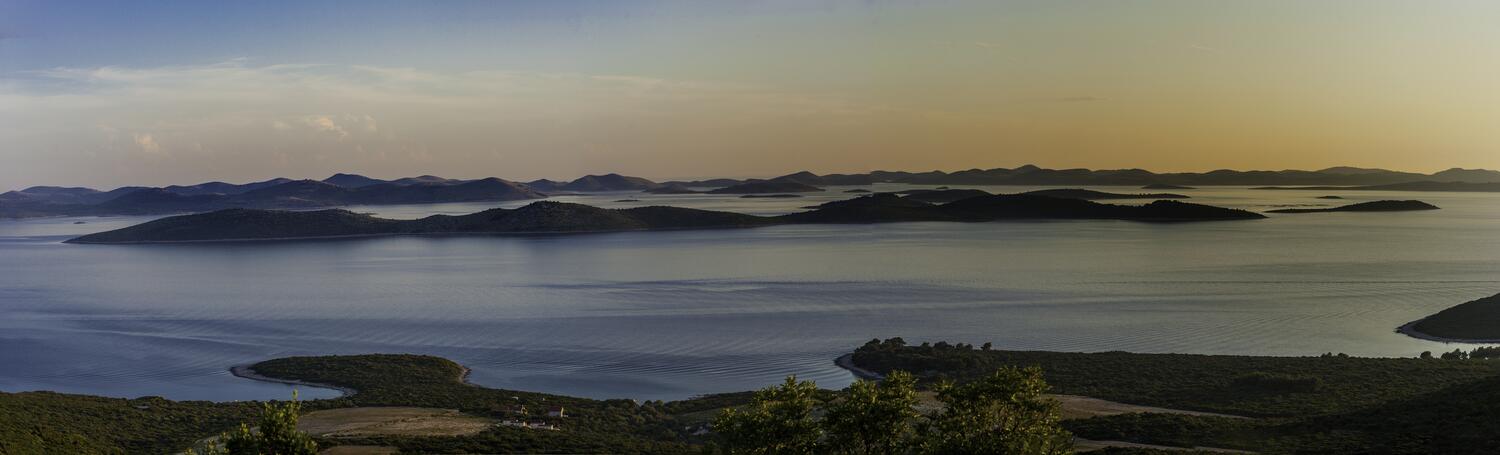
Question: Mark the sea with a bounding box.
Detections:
[2,185,1498,401]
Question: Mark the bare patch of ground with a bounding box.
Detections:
[319,445,400,455]
[1074,438,1254,453]
[1053,394,1248,420]
[299,407,494,438]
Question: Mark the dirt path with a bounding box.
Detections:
[299,407,495,438]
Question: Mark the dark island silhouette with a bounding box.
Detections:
[641,183,702,194]
[1021,189,1189,200]
[707,180,825,194]
[1141,183,1195,190]
[1266,200,1439,214]
[1400,293,1500,342]
[66,193,1264,244]
[898,189,992,204]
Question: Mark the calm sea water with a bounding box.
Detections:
[3,185,1499,402]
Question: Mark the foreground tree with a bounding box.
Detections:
[823,371,920,455]
[715,366,1072,455]
[192,393,317,455]
[915,366,1072,455]
[713,376,823,455]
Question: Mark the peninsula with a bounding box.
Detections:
[1400,293,1500,342]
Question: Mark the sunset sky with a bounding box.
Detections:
[5,1,1500,188]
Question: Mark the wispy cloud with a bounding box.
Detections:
[132,133,162,154]
[0,60,958,187]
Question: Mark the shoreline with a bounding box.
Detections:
[834,353,883,381]
[1395,319,1500,344]
[228,364,355,398]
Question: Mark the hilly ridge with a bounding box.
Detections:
[12,164,1500,220]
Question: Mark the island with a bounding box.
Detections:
[642,184,703,194]
[899,189,991,204]
[1316,195,1344,199]
[1254,181,1500,192]
[1399,293,1500,342]
[739,194,803,198]
[1141,183,1195,190]
[1266,200,1438,214]
[706,180,825,194]
[1021,189,1190,200]
[66,194,1266,244]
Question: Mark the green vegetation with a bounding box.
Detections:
[0,392,257,454]
[195,395,318,455]
[246,355,694,454]
[713,369,1070,455]
[1408,293,1500,340]
[12,341,1500,454]
[852,338,1500,453]
[852,338,1500,417]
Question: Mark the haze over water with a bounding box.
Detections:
[3,186,1498,401]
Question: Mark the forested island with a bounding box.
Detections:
[1266,200,1440,214]
[65,193,1264,244]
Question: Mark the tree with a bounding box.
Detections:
[714,367,1072,455]
[823,371,920,455]
[192,393,318,455]
[713,376,822,455]
[914,366,1072,455]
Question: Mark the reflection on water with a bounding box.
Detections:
[2,186,1500,401]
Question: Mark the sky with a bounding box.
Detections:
[4,1,1500,189]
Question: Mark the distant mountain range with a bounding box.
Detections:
[7,165,1500,219]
